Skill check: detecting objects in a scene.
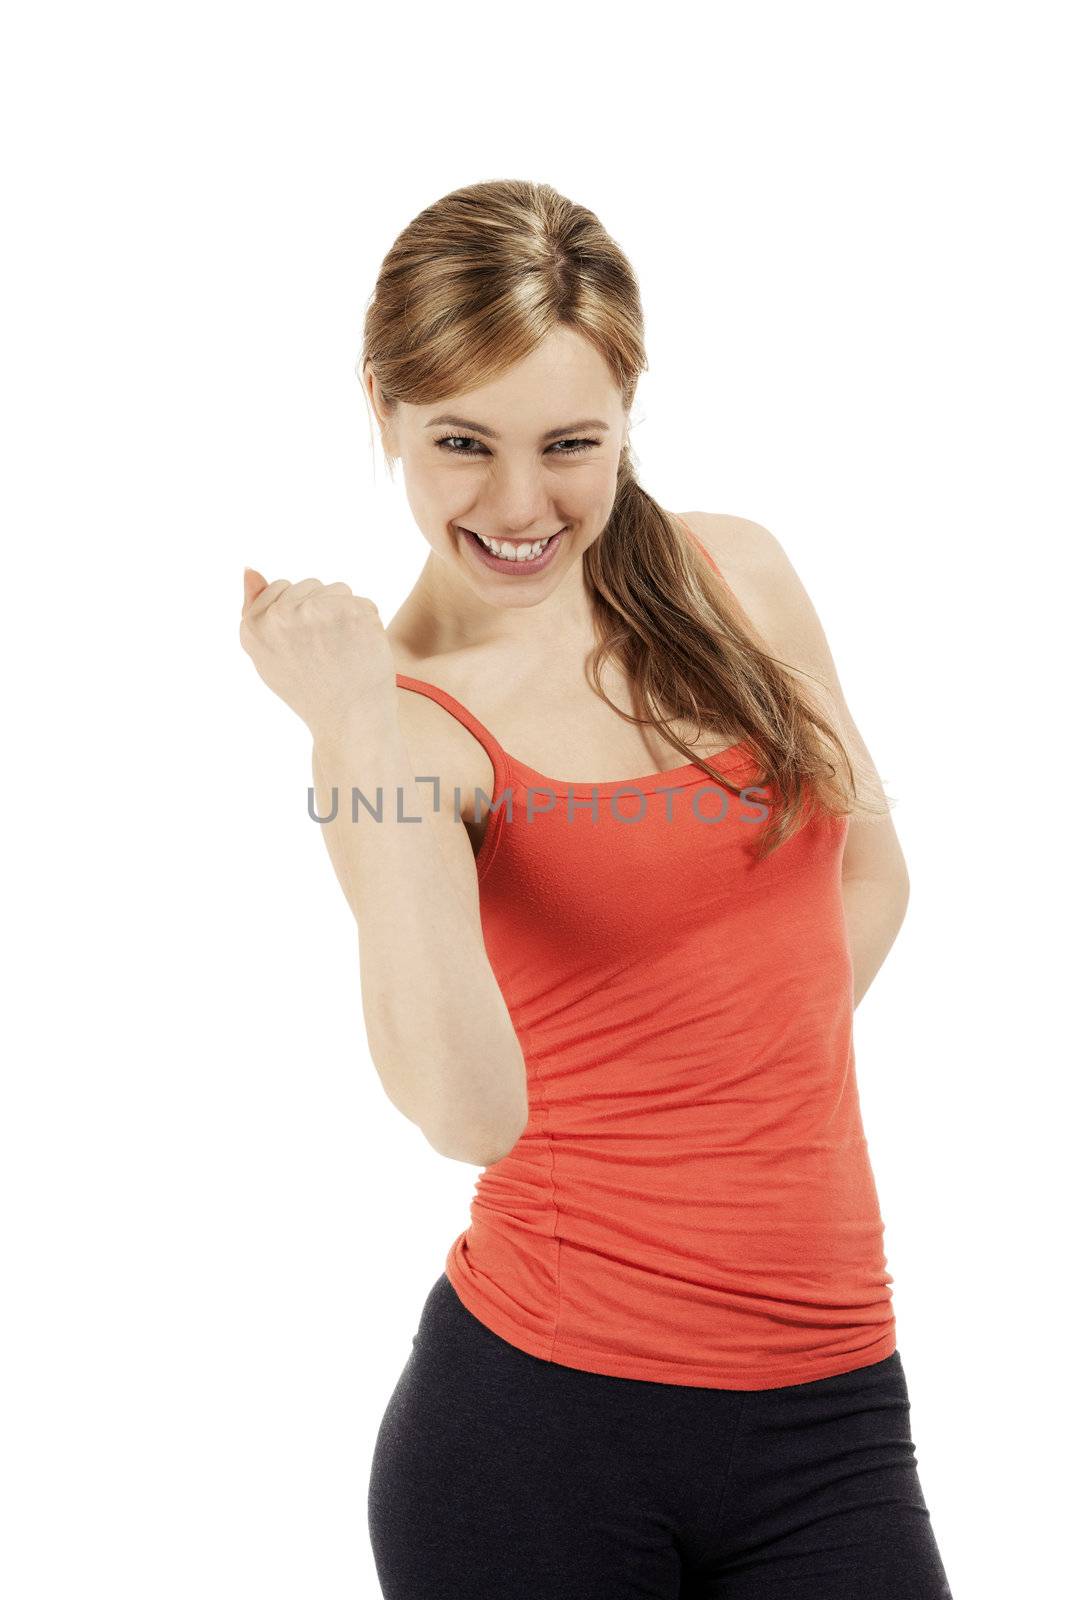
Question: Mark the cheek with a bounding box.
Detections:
[551,461,617,508]
[405,464,465,522]
[409,459,479,506]
[582,453,622,487]
[577,471,621,519]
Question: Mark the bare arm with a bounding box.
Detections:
[682,512,910,1007]
[311,707,529,1167]
[839,866,910,1008]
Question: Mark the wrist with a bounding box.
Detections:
[310,708,403,760]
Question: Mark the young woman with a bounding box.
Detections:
[240,180,954,1598]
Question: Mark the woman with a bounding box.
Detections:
[240,180,953,1597]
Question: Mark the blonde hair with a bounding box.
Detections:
[359,179,882,855]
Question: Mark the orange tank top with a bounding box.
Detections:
[395,524,896,1390]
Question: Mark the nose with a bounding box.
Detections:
[480,465,563,538]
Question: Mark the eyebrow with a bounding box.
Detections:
[425,415,611,442]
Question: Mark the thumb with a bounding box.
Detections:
[243,566,268,615]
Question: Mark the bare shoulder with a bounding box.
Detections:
[677,510,900,850]
[676,510,775,574]
[678,509,856,759]
[391,663,497,832]
[676,510,830,680]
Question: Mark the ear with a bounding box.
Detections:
[364,361,387,424]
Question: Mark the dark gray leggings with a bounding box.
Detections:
[368,1272,954,1598]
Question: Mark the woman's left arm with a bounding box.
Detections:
[682,512,910,1007]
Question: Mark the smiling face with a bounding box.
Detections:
[366,325,629,609]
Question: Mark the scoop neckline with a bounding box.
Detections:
[395,671,755,795]
[500,746,753,797]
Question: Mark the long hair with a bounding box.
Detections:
[359,179,886,856]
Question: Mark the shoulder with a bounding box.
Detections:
[675,510,834,683]
[677,518,902,866]
[676,510,776,569]
[676,509,795,604]
[391,663,497,826]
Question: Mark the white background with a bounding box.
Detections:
[2,4,1062,1595]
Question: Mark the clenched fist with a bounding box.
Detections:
[239,568,399,743]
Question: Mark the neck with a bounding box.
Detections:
[386,543,600,664]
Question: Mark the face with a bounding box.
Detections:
[367,325,628,608]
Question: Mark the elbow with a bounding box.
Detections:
[422,1044,530,1168]
[373,1037,530,1169]
[426,1107,529,1168]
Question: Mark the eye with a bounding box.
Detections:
[433,434,487,456]
[432,434,601,457]
[550,438,600,455]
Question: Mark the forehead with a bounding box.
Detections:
[406,326,625,433]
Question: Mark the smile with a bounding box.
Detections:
[459,525,568,572]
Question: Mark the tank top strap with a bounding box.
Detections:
[675,514,736,596]
[395,673,511,792]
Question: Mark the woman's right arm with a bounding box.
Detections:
[311,709,529,1167]
[239,567,528,1169]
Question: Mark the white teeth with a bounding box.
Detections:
[472,529,556,562]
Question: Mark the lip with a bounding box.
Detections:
[459,524,567,575]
